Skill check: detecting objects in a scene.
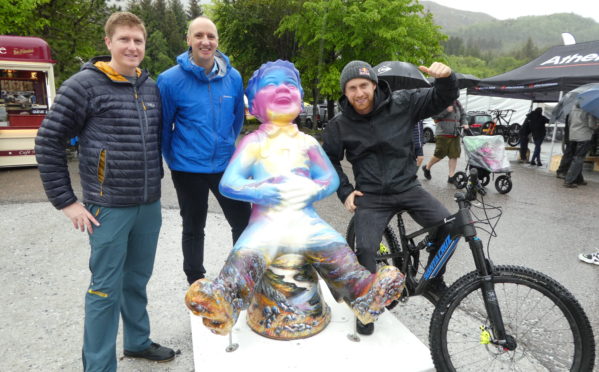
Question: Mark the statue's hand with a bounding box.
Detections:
[254,182,283,206]
[185,279,236,335]
[276,174,322,209]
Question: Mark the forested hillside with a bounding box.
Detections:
[421,1,599,78]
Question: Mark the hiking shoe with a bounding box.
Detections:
[578,250,599,265]
[356,319,374,335]
[563,182,577,188]
[427,276,449,303]
[124,342,175,363]
[422,165,431,180]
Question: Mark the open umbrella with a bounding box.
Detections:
[428,72,481,89]
[374,61,431,90]
[577,86,599,119]
[550,83,599,123]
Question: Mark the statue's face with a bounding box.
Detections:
[252,68,302,125]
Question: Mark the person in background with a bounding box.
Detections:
[527,107,549,166]
[518,116,531,163]
[563,104,599,188]
[322,60,458,336]
[422,100,468,183]
[35,11,175,370]
[157,16,251,285]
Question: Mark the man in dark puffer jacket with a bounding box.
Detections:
[35,12,174,371]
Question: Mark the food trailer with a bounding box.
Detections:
[0,35,56,167]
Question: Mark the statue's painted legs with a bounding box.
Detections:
[307,242,405,324]
[185,249,267,335]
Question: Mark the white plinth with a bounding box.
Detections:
[190,282,435,371]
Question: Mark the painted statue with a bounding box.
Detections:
[185,60,405,340]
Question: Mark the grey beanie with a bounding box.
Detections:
[340,60,378,93]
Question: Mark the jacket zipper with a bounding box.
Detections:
[371,120,387,193]
[133,84,149,202]
[208,81,218,168]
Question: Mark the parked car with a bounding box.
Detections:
[316,102,340,128]
[466,111,493,135]
[296,103,315,128]
[422,118,435,143]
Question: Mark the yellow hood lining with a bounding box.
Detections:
[94,61,141,82]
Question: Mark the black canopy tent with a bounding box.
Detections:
[467,40,599,102]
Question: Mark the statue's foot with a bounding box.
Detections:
[185,279,236,335]
[351,266,405,324]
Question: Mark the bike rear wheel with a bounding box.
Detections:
[346,215,401,268]
[346,216,440,307]
[507,123,521,146]
[429,265,595,371]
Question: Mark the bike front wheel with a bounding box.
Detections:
[429,265,595,371]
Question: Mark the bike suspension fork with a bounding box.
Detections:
[468,237,513,349]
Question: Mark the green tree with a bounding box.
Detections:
[1,0,112,84]
[142,30,173,77]
[0,0,51,34]
[187,0,203,19]
[279,0,446,115]
[516,37,539,61]
[211,0,302,84]
[163,0,188,58]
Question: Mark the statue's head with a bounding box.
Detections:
[246,60,304,125]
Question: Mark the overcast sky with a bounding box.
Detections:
[429,0,599,23]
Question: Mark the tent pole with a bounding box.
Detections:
[547,91,564,169]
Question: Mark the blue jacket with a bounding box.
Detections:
[157,50,245,173]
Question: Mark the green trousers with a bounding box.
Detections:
[82,200,161,372]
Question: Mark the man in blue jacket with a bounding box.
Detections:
[157,16,251,285]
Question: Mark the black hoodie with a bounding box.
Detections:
[322,75,458,203]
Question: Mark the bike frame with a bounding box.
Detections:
[392,192,511,347]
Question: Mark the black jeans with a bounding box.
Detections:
[565,141,592,185]
[353,186,452,275]
[519,136,529,161]
[171,170,251,284]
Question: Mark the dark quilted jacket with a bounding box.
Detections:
[35,56,162,209]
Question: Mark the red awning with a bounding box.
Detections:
[0,35,55,64]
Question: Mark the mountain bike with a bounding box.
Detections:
[346,169,595,371]
[481,109,521,147]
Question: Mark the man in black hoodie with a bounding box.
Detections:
[322,60,458,335]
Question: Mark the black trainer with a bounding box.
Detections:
[124,342,175,363]
[356,319,374,335]
[422,165,431,180]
